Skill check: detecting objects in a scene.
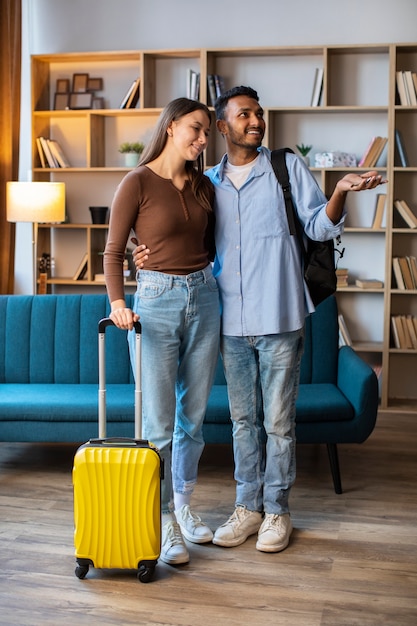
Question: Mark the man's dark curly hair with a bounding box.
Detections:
[214,86,259,121]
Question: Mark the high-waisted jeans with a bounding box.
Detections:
[129,265,220,513]
[221,328,304,515]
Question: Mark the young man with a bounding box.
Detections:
[133,86,385,553]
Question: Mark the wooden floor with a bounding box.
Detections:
[1,411,416,626]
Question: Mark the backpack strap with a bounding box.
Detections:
[270,148,297,236]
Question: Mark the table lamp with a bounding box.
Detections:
[6,181,66,293]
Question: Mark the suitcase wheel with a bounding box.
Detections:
[75,561,90,579]
[137,563,155,583]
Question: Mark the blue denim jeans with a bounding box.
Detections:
[129,265,220,514]
[221,329,304,515]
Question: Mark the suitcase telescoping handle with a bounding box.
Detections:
[98,318,142,440]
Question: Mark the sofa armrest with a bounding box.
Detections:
[337,345,379,440]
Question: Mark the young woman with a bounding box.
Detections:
[104,98,220,566]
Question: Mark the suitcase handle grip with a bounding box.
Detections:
[89,437,149,447]
[99,317,141,334]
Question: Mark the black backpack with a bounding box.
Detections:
[270,148,344,307]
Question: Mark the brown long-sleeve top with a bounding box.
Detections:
[104,165,215,304]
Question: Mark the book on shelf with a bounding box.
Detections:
[396,71,410,106]
[394,129,409,167]
[207,74,217,106]
[39,136,59,168]
[125,77,140,109]
[358,136,376,167]
[310,68,324,107]
[355,278,384,289]
[48,139,71,168]
[187,69,200,101]
[72,253,88,281]
[391,316,402,348]
[338,314,352,346]
[397,316,414,349]
[36,137,47,168]
[358,136,387,168]
[392,257,406,290]
[405,315,417,349]
[94,273,106,283]
[406,255,417,287]
[372,193,386,229]
[119,77,139,109]
[214,74,225,98]
[394,199,417,229]
[403,70,417,106]
[390,315,417,349]
[368,136,388,167]
[398,257,416,290]
[206,74,225,102]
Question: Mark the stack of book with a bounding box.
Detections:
[336,267,349,288]
[392,256,417,290]
[207,74,225,106]
[394,199,417,229]
[36,137,71,168]
[391,315,417,349]
[358,136,388,168]
[395,70,417,106]
[119,77,140,109]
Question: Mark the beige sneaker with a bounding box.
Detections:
[212,506,263,547]
[160,520,189,565]
[175,505,213,544]
[256,513,293,553]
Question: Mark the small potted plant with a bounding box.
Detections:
[296,143,312,166]
[119,141,145,167]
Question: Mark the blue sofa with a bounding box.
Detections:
[0,294,378,493]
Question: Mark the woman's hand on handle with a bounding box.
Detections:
[110,301,139,330]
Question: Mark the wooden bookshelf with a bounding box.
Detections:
[31,44,417,411]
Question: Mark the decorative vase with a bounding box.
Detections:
[302,155,310,166]
[124,152,139,168]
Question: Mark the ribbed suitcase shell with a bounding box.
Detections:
[73,442,161,570]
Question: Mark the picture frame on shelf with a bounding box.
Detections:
[72,73,89,93]
[56,79,70,93]
[54,93,70,110]
[92,96,105,109]
[69,92,93,109]
[87,77,103,92]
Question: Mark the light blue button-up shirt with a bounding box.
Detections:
[206,147,345,336]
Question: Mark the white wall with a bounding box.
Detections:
[14,0,417,293]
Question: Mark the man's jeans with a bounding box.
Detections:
[129,266,220,513]
[221,329,304,515]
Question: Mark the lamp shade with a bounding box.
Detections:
[6,182,66,223]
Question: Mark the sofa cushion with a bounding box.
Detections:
[0,384,134,422]
[295,384,354,422]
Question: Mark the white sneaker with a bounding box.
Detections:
[175,505,213,544]
[212,506,263,547]
[256,513,293,553]
[160,520,189,565]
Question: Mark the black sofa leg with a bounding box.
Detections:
[327,443,342,494]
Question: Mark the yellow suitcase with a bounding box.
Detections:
[73,319,162,583]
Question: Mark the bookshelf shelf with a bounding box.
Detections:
[31,43,417,412]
